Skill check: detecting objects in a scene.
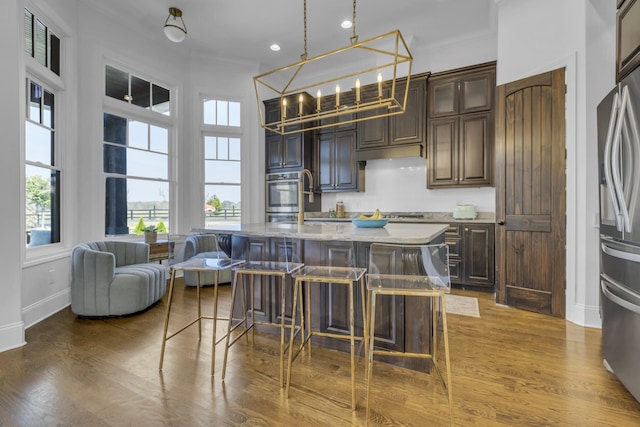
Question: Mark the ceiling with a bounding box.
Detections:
[83,0,497,70]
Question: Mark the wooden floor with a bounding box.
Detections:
[1,279,639,426]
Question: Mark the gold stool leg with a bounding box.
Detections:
[222,272,242,381]
[279,273,287,388]
[365,291,377,424]
[440,295,454,425]
[211,271,219,376]
[159,269,177,370]
[349,281,356,411]
[286,277,301,397]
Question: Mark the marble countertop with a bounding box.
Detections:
[197,222,448,244]
[304,211,495,224]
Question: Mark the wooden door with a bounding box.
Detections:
[495,68,566,317]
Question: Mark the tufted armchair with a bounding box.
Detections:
[182,233,232,286]
[71,241,167,316]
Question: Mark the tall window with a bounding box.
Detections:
[203,98,241,225]
[24,6,63,248]
[25,79,60,247]
[103,113,170,235]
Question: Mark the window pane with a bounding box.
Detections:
[131,75,150,108]
[105,65,129,102]
[229,101,241,126]
[152,84,170,115]
[50,33,60,76]
[29,82,41,122]
[205,159,240,183]
[229,138,241,160]
[204,136,217,158]
[25,9,33,56]
[43,90,54,129]
[127,148,168,180]
[106,177,170,235]
[25,121,52,165]
[204,99,216,124]
[103,144,127,174]
[35,19,46,66]
[218,137,229,159]
[216,100,228,125]
[103,113,126,145]
[25,165,60,246]
[150,125,168,153]
[129,120,147,149]
[204,184,241,225]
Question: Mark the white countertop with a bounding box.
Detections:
[197,222,448,244]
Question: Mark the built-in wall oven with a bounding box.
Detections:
[266,171,301,213]
[265,171,320,222]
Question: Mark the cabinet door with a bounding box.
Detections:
[428,117,458,187]
[272,238,303,324]
[463,223,495,287]
[266,133,284,170]
[390,79,426,146]
[334,131,358,190]
[356,87,388,149]
[231,235,271,323]
[459,70,494,115]
[428,77,458,118]
[316,134,333,191]
[459,112,492,186]
[282,133,303,169]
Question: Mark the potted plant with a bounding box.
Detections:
[143,225,158,243]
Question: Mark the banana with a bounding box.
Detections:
[358,209,383,220]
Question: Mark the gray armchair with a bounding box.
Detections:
[182,233,231,286]
[71,241,167,316]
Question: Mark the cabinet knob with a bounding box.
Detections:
[497,219,505,225]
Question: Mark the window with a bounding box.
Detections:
[203,98,241,225]
[103,113,170,235]
[25,79,60,247]
[24,8,60,76]
[106,65,171,115]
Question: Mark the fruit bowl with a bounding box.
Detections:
[351,218,388,228]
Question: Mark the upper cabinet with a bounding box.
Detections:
[427,62,495,189]
[355,74,428,161]
[617,0,640,82]
[264,96,314,172]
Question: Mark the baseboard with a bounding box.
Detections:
[22,288,70,330]
[570,302,602,329]
[0,321,26,353]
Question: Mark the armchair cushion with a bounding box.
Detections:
[71,241,167,316]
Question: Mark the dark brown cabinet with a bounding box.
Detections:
[356,75,427,161]
[444,222,494,289]
[264,97,314,172]
[427,62,495,188]
[316,130,363,192]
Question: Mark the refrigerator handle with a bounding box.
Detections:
[621,85,640,233]
[601,274,640,315]
[601,240,640,263]
[611,88,629,232]
[604,92,622,231]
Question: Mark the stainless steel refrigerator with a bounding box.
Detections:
[597,65,640,402]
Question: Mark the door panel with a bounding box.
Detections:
[495,68,566,317]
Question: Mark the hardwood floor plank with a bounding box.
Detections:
[0,282,638,426]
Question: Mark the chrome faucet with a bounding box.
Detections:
[298,169,314,225]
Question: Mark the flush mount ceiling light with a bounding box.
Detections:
[164,7,187,43]
[253,0,413,135]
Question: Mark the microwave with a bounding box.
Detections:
[617,0,640,81]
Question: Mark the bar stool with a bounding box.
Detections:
[159,238,245,376]
[365,243,454,425]
[285,242,367,410]
[222,235,304,388]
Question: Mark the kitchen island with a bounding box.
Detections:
[197,222,448,371]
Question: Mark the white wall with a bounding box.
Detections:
[495,0,616,326]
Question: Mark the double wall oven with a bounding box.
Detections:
[265,171,320,223]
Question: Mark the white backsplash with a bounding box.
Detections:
[321,157,496,214]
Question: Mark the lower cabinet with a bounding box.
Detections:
[444,222,495,288]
